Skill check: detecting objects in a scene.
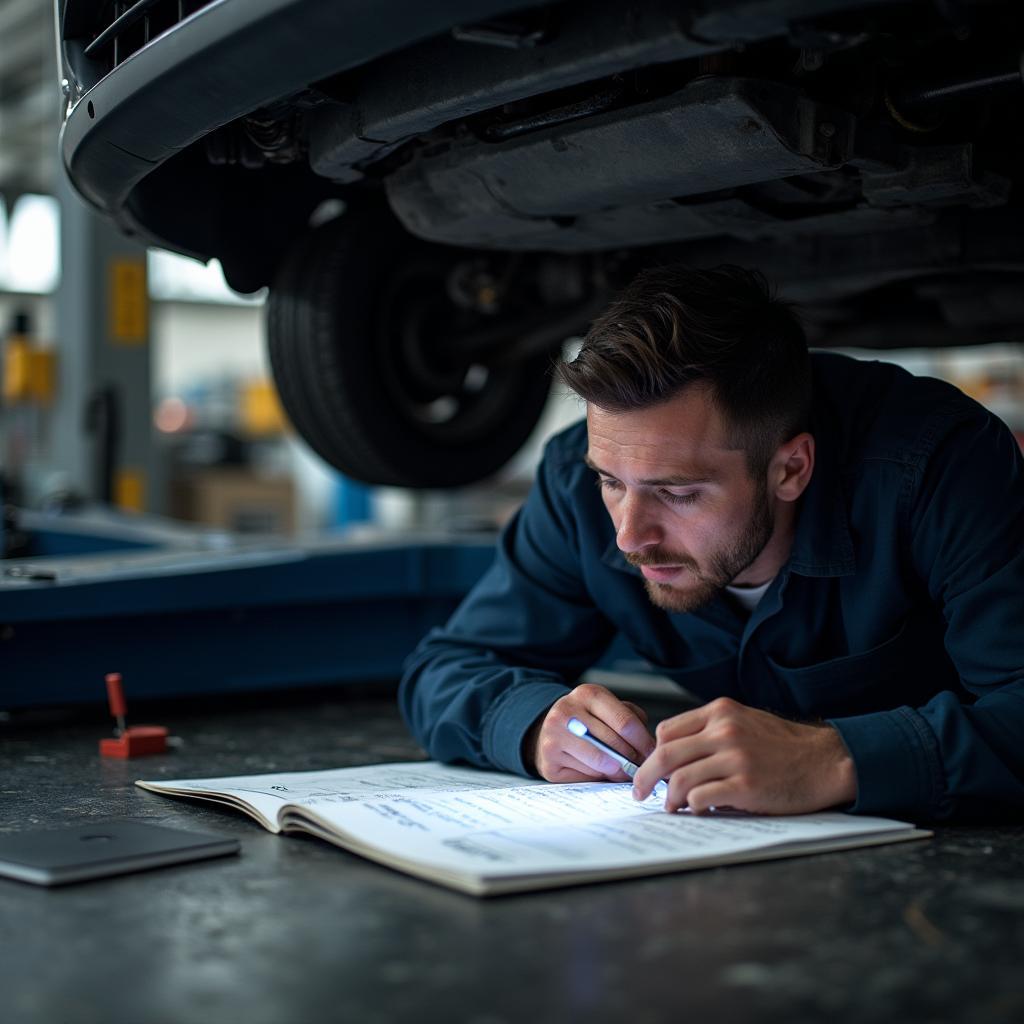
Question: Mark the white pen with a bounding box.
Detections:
[566,717,668,796]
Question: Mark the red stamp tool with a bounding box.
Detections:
[99,672,169,758]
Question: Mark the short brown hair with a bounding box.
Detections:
[558,264,811,477]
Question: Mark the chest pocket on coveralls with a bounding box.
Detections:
[765,618,922,718]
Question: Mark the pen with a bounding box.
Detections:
[566,717,669,796]
[567,717,641,777]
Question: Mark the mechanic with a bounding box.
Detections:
[399,264,1024,821]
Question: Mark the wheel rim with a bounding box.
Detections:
[374,261,536,445]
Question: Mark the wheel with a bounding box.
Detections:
[267,206,556,488]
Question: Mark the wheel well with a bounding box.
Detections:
[126,142,349,293]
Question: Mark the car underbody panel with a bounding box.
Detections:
[60,1,1024,324]
[54,0,1024,485]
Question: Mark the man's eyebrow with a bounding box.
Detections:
[583,454,715,486]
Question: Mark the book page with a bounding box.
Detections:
[137,762,537,831]
[301,782,912,880]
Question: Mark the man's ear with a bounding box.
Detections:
[771,432,815,502]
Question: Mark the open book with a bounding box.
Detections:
[137,762,929,896]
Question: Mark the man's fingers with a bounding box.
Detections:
[653,702,718,745]
[661,752,731,813]
[563,747,629,782]
[622,701,650,725]
[564,734,632,779]
[540,746,624,784]
[535,684,655,784]
[631,735,719,800]
[685,780,740,815]
[546,761,606,784]
[574,685,655,762]
[549,684,654,766]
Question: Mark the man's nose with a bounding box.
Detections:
[615,494,661,553]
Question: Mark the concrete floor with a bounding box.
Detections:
[2,689,1022,1024]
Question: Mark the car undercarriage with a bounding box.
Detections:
[58,0,1024,485]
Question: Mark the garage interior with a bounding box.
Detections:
[1,3,1022,1023]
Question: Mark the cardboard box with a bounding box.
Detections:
[170,469,296,535]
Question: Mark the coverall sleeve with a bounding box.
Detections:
[399,445,615,776]
[832,407,1024,820]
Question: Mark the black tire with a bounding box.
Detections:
[267,207,555,488]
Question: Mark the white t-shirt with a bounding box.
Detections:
[725,578,774,614]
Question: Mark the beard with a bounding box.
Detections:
[626,476,776,614]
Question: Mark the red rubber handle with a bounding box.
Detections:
[105,673,126,718]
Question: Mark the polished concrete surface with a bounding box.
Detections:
[2,690,1022,1024]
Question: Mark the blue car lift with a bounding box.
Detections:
[0,510,497,709]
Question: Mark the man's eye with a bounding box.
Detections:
[661,490,699,505]
[596,477,622,492]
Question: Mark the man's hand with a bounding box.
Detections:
[631,697,857,814]
[525,683,656,783]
